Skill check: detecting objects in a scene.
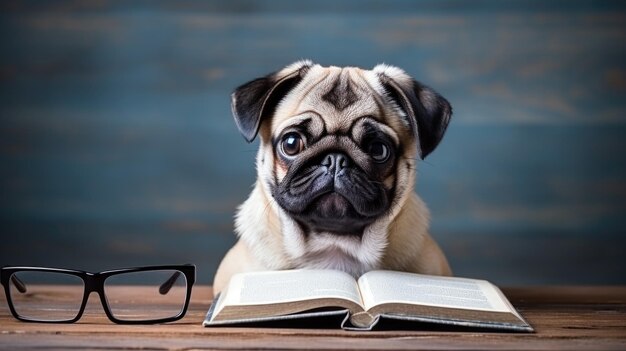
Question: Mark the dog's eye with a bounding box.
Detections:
[368,141,390,163]
[281,132,304,156]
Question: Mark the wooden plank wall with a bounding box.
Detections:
[1,1,625,285]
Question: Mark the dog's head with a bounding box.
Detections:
[232,60,451,239]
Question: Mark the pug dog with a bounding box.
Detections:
[213,60,452,295]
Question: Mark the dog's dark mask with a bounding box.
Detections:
[271,127,397,235]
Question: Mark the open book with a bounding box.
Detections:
[204,270,532,331]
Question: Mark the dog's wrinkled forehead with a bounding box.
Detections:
[270,65,384,133]
[231,60,452,159]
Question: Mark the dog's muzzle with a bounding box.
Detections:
[273,151,389,235]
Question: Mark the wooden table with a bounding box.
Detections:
[1,286,625,350]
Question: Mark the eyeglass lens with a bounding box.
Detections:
[9,271,85,322]
[104,269,187,321]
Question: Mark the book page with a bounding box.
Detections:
[358,271,511,313]
[214,269,363,317]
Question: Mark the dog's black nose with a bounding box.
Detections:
[321,153,351,172]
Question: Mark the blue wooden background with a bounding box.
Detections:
[1,1,625,285]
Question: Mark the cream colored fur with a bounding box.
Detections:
[213,62,452,295]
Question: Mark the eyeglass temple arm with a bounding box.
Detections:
[10,275,27,293]
[159,271,182,295]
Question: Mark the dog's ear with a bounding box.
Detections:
[231,60,314,142]
[374,65,452,159]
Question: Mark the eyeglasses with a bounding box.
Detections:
[1,264,195,324]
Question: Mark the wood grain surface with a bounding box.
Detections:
[1,285,626,350]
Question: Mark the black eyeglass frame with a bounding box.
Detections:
[0,264,196,324]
